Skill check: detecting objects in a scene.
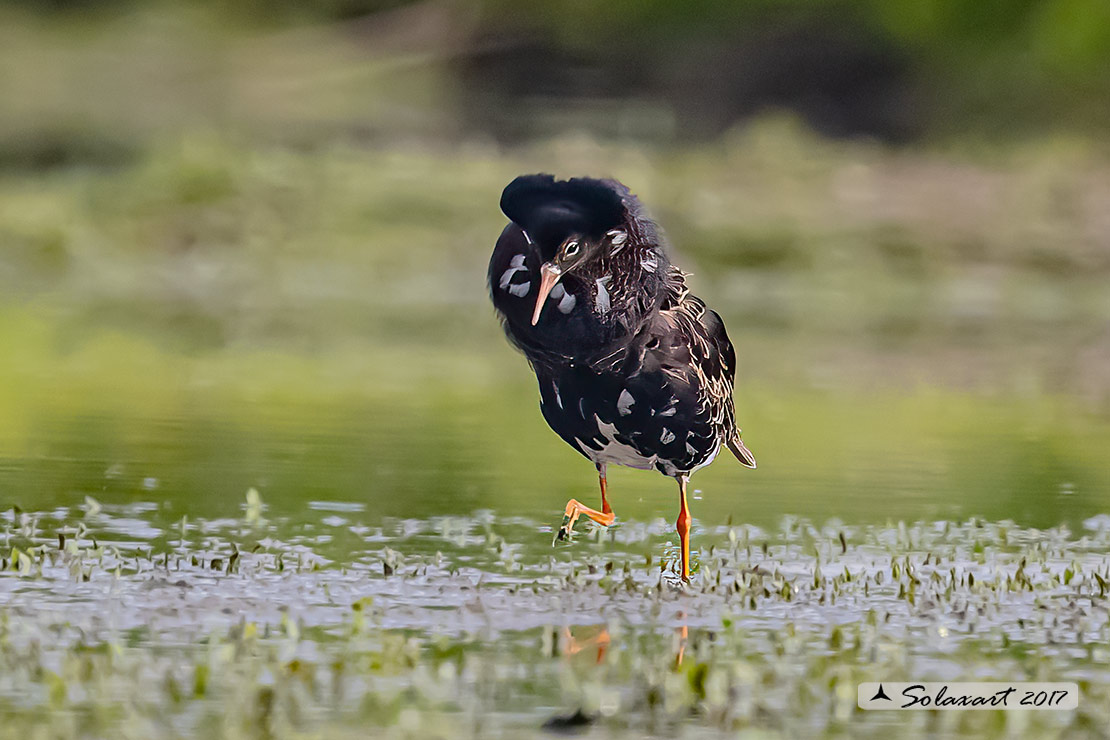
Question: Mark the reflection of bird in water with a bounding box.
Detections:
[559,614,689,668]
[547,621,690,732]
[675,621,689,668]
[561,626,610,663]
[489,174,756,580]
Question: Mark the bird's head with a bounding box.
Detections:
[499,174,629,326]
[531,231,624,325]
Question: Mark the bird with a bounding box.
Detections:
[488,174,756,581]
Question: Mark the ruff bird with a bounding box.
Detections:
[488,174,756,580]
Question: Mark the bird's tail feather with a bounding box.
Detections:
[727,436,757,469]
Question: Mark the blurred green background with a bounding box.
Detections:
[1,0,1108,530]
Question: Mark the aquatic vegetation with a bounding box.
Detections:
[1,498,1108,739]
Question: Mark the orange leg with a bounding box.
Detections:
[599,463,612,516]
[554,464,616,543]
[676,474,691,580]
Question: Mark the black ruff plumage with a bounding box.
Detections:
[488,173,755,580]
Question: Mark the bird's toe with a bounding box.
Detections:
[553,516,574,545]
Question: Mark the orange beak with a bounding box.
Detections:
[530,263,562,325]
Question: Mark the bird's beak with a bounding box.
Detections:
[531,263,563,325]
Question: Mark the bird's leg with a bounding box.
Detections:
[598,463,612,517]
[676,474,691,580]
[554,464,616,543]
[553,499,614,543]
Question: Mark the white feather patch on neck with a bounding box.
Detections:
[595,275,612,314]
[557,289,576,314]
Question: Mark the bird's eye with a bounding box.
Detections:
[563,242,581,258]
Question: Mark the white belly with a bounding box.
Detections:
[575,416,658,470]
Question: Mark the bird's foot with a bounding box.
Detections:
[553,499,614,545]
[553,514,576,544]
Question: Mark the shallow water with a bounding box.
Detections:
[5,372,1107,532]
[2,132,1110,738]
[2,501,1110,739]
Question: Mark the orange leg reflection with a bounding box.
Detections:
[561,626,611,664]
[561,618,688,670]
[675,623,689,668]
